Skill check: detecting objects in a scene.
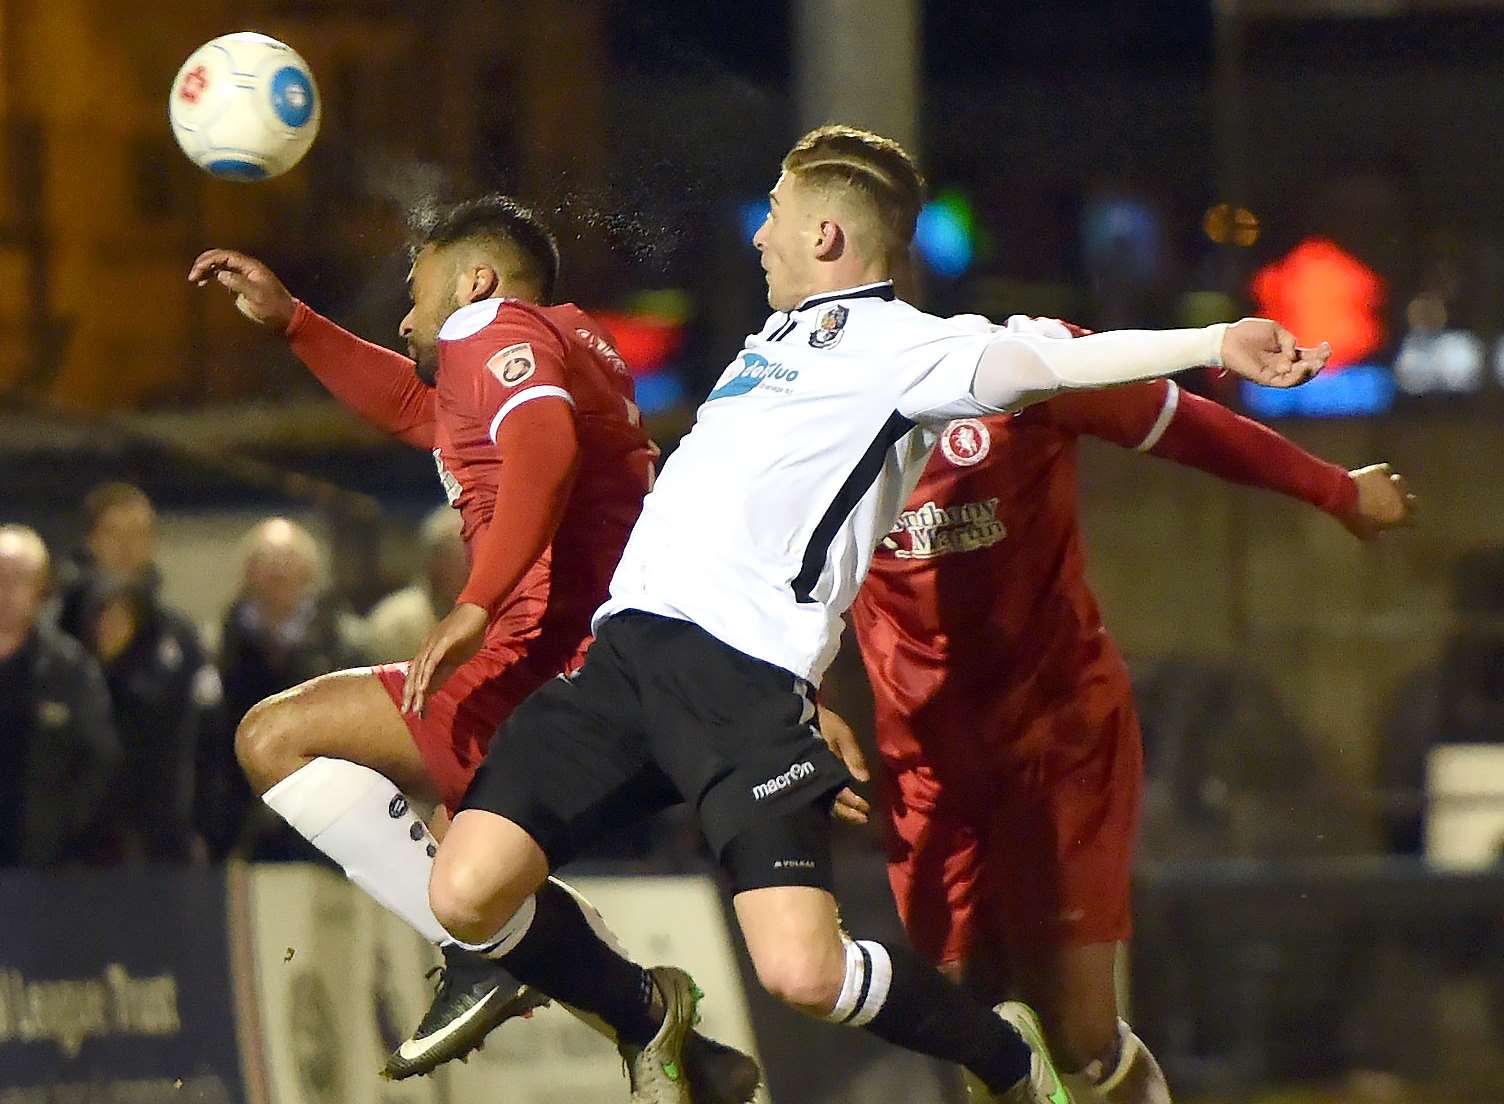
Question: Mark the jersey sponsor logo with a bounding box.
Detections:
[706,352,800,401]
[881,497,1007,559]
[752,760,817,801]
[575,327,630,377]
[486,342,537,387]
[939,418,990,466]
[431,449,462,506]
[808,304,848,349]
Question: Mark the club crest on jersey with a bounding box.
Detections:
[939,419,990,466]
[486,342,536,387]
[808,304,848,349]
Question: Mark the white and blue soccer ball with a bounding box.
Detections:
[169,32,320,181]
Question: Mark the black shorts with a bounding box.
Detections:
[460,611,851,882]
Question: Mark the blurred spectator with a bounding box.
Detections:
[0,525,120,867]
[1133,655,1364,860]
[1380,547,1504,854]
[362,506,466,663]
[206,518,359,858]
[53,484,220,863]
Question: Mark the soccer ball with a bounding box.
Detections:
[168,32,320,181]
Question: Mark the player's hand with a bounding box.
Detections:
[402,602,489,715]
[819,704,871,826]
[1340,463,1417,541]
[1220,318,1329,389]
[188,248,296,332]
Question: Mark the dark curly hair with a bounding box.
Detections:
[409,193,561,304]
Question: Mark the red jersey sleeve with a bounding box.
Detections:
[441,304,581,614]
[1021,379,1175,448]
[1033,379,1356,516]
[286,301,436,449]
[1145,383,1357,515]
[455,396,580,613]
[442,304,573,445]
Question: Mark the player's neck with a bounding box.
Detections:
[796,260,892,307]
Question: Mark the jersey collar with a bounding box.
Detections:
[794,281,896,312]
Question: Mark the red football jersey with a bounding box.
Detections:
[851,380,1179,783]
[431,299,656,667]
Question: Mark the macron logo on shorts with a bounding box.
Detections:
[752,760,816,801]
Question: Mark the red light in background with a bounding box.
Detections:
[594,312,686,377]
[1250,238,1385,368]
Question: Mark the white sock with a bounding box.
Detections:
[263,756,450,945]
[1063,1021,1172,1104]
[820,939,893,1026]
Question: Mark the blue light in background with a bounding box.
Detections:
[739,201,770,244]
[1240,364,1396,418]
[633,370,687,415]
[915,197,974,278]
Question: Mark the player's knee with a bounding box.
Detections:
[234,694,305,792]
[749,943,845,1015]
[428,853,520,945]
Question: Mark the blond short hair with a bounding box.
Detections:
[782,125,926,256]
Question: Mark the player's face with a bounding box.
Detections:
[400,246,461,386]
[753,172,821,311]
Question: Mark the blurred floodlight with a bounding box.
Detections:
[915,190,976,278]
[1251,238,1385,367]
[1203,202,1260,247]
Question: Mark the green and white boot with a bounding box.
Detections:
[619,966,699,1103]
[986,1001,1073,1104]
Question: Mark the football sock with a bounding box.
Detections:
[1064,1021,1172,1104]
[462,878,661,1047]
[821,939,1032,1094]
[263,756,450,945]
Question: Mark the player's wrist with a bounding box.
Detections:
[283,298,310,339]
[1205,322,1231,368]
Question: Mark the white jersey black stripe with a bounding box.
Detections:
[596,281,1004,683]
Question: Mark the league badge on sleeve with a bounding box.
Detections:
[486,342,536,387]
[809,304,848,349]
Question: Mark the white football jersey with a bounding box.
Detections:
[597,281,1006,683]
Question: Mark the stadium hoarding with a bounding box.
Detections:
[0,868,242,1104]
[0,865,764,1103]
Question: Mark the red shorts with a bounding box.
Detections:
[373,639,583,812]
[881,698,1143,965]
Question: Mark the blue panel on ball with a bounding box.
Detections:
[270,66,315,127]
[207,159,268,181]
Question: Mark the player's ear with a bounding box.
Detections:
[457,264,500,305]
[813,218,845,262]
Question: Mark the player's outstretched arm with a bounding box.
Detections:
[972,317,1328,409]
[189,249,436,449]
[1110,385,1414,538]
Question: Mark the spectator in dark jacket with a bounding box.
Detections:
[0,526,120,867]
[207,517,358,858]
[53,483,221,863]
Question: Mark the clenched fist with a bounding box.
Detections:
[1340,463,1417,541]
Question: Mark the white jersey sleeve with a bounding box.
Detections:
[892,322,1003,427]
